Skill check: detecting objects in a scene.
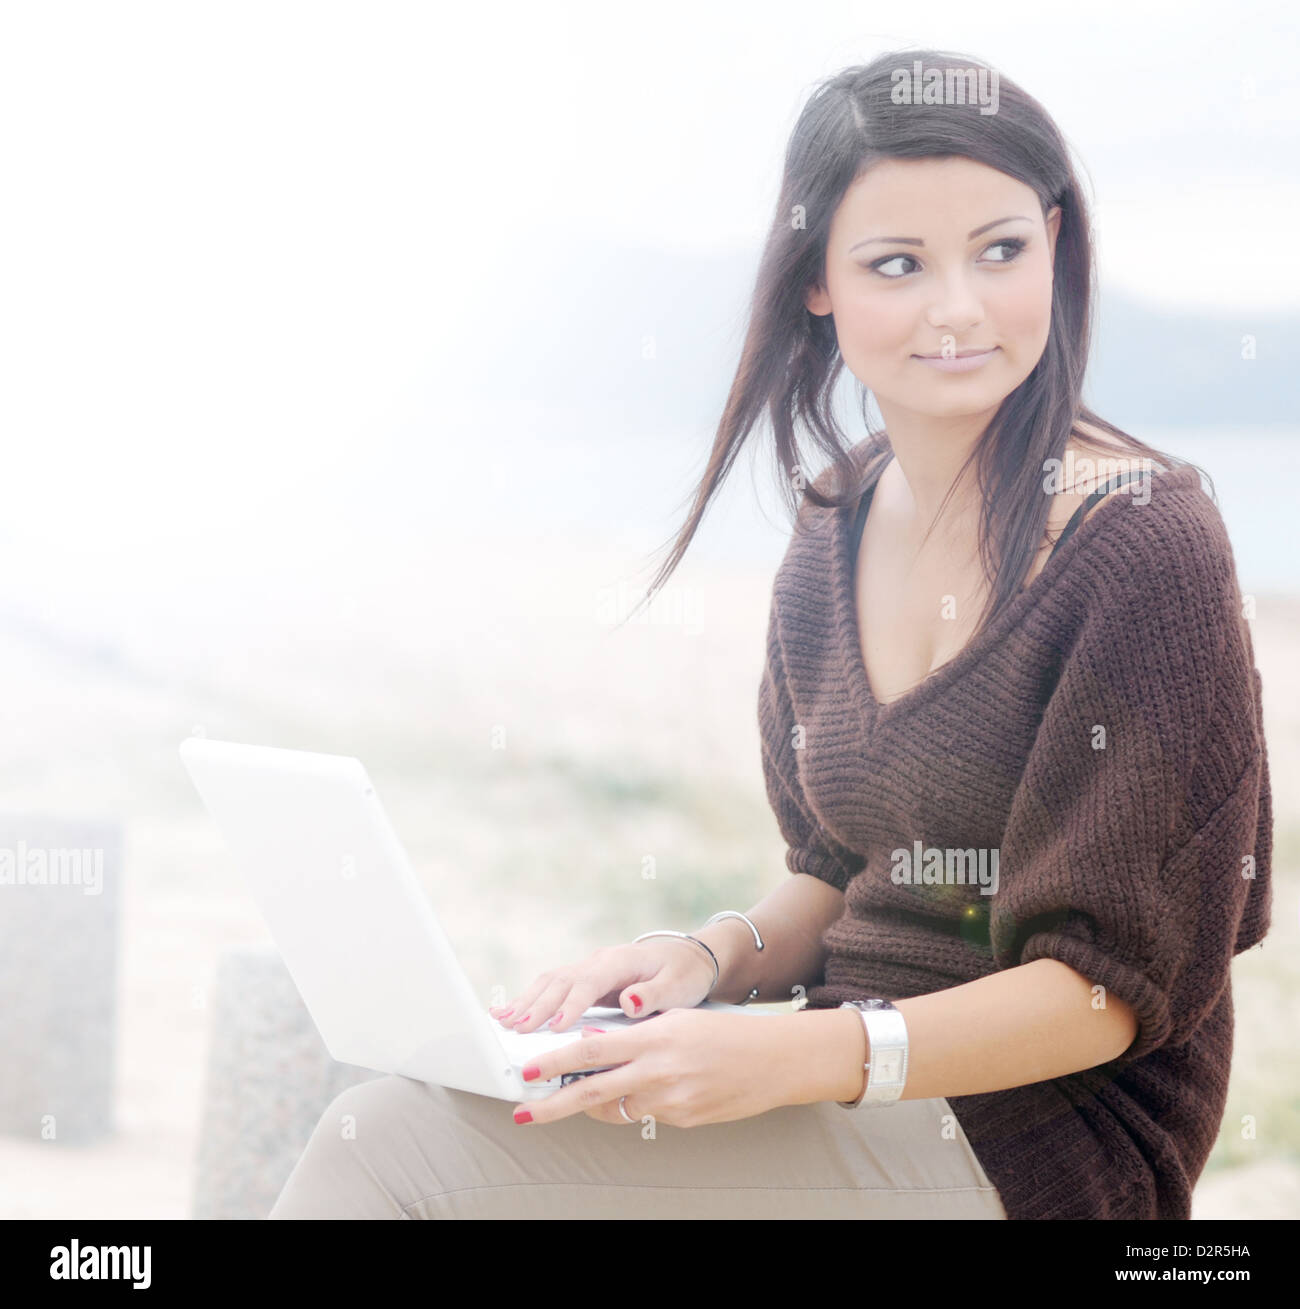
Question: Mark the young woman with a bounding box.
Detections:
[269,49,1271,1221]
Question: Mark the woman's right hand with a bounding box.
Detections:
[487,938,717,1034]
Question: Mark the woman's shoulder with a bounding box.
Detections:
[1049,445,1245,674]
[1050,427,1227,567]
[1078,458,1229,575]
[1049,448,1260,782]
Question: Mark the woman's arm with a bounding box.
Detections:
[686,873,845,1006]
[685,873,1138,1102]
[780,958,1140,1104]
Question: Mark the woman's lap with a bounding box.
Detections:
[268,1074,1006,1219]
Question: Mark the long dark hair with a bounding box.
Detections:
[630,47,1210,630]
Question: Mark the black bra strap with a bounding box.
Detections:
[851,465,1149,563]
[1047,468,1147,561]
[851,481,873,554]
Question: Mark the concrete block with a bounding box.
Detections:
[0,813,120,1144]
[192,942,379,1219]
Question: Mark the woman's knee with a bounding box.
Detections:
[269,1075,438,1219]
[317,1074,423,1137]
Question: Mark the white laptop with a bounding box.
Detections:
[179,736,771,1102]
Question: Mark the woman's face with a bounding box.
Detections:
[804,156,1060,423]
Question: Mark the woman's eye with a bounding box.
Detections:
[983,238,1026,262]
[870,254,918,279]
[866,237,1026,279]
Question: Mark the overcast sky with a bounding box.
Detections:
[1,0,1296,630]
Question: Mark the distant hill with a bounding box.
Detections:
[1087,292,1297,427]
[438,233,1297,439]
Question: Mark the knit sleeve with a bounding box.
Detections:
[990,488,1271,1067]
[757,594,866,894]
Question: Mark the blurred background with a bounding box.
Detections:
[0,0,1296,1219]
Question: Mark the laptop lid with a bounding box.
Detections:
[179,736,521,1101]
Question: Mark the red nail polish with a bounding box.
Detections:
[514,1108,532,1124]
[629,994,642,1012]
[582,1026,606,1034]
[521,1063,540,1082]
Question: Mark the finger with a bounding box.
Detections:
[515,1061,648,1126]
[616,957,687,1017]
[488,973,559,1026]
[521,1028,634,1092]
[547,975,631,1032]
[617,982,656,1017]
[510,977,575,1033]
[544,951,658,1029]
[495,946,660,1025]
[532,955,652,1032]
[583,1097,639,1126]
[493,959,622,1028]
[620,946,712,1017]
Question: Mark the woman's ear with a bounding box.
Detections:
[1044,205,1062,266]
[805,281,832,316]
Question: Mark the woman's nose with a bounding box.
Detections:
[924,278,984,335]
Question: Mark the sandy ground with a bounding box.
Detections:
[0,542,1296,1219]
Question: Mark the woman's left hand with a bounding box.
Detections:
[512,1009,810,1128]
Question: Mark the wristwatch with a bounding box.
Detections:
[837,998,908,1108]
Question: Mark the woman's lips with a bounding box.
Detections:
[912,347,999,373]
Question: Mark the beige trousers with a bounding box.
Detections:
[267,1074,1007,1219]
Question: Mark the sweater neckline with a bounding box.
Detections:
[833,454,1199,727]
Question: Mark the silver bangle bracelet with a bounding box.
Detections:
[703,910,765,952]
[632,930,720,994]
[705,911,764,1004]
[712,911,759,1000]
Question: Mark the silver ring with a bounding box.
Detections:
[618,1095,635,1124]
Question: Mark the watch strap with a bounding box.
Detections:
[838,999,908,1108]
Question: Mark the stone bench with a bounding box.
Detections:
[0,813,120,1145]
[191,942,380,1219]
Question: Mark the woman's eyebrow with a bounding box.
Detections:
[849,214,1032,252]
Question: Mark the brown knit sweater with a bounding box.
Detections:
[757,448,1272,1220]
